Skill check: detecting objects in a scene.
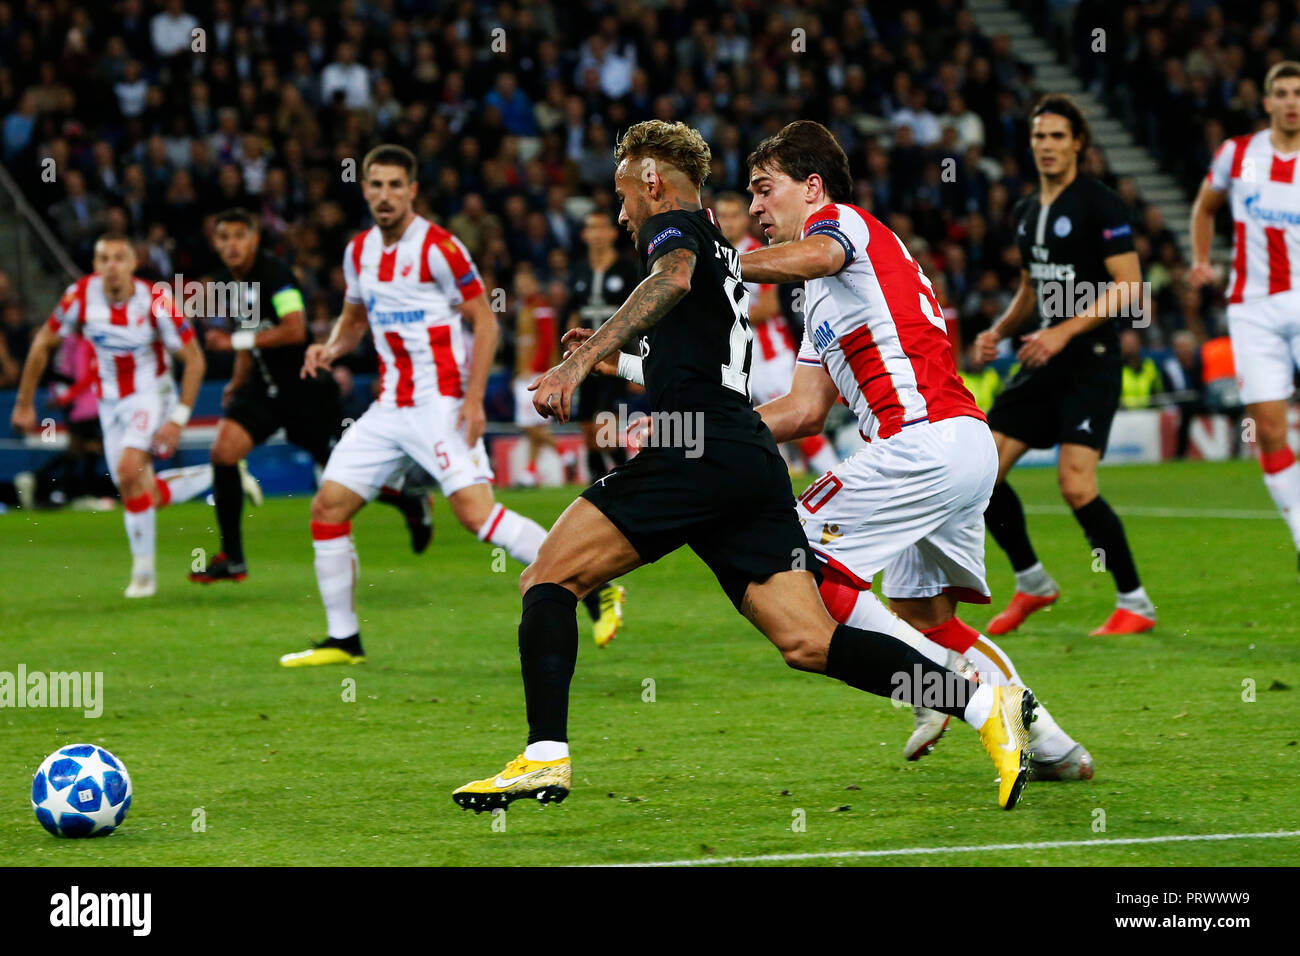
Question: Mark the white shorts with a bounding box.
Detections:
[1227,291,1300,405]
[513,376,550,428]
[749,349,796,406]
[797,415,996,603]
[99,387,174,486]
[321,400,494,501]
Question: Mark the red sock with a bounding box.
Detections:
[310,520,352,540]
[1261,446,1297,475]
[153,477,172,508]
[922,617,981,654]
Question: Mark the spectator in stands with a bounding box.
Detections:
[48,169,107,265]
[1162,330,1206,459]
[1119,328,1163,409]
[150,0,197,60]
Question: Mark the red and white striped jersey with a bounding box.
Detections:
[46,274,193,402]
[344,215,485,408]
[795,203,984,441]
[735,234,797,365]
[1206,131,1300,304]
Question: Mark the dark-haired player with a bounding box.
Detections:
[191,208,432,585]
[975,95,1154,636]
[284,145,622,667]
[454,121,1034,813]
[1191,61,1300,581]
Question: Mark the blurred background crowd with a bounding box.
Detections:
[0,0,1283,426]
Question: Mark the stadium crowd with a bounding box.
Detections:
[0,0,1240,420]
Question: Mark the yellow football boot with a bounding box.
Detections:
[976,684,1035,810]
[279,644,366,667]
[452,753,571,812]
[593,583,626,648]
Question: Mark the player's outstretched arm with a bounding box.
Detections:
[153,337,206,458]
[1188,180,1226,287]
[303,301,368,378]
[10,323,61,433]
[530,248,695,422]
[739,234,845,284]
[755,362,840,443]
[456,293,499,446]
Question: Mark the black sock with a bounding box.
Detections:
[213,464,245,564]
[586,449,606,480]
[824,624,978,719]
[519,583,579,744]
[1072,495,1140,593]
[581,587,602,622]
[984,481,1039,572]
[322,633,362,654]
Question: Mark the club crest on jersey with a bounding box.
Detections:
[1053,216,1072,238]
[812,320,835,352]
[400,262,413,278]
[646,227,682,256]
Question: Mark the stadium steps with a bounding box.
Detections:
[967,0,1214,265]
[0,168,79,313]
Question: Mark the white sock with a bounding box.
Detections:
[1013,561,1057,597]
[1025,700,1076,762]
[477,503,547,565]
[1116,586,1154,615]
[962,682,994,728]
[313,532,360,638]
[1263,460,1300,549]
[524,740,569,761]
[962,634,1023,687]
[123,499,155,569]
[845,589,947,667]
[156,463,213,506]
[964,634,1077,759]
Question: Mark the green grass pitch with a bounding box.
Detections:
[1,459,1297,866]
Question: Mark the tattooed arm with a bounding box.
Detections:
[528,247,696,421]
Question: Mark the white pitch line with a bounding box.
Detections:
[600,830,1300,867]
[1022,504,1279,520]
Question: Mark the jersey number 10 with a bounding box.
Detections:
[715,240,753,397]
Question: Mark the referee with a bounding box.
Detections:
[974,95,1155,637]
[191,209,429,583]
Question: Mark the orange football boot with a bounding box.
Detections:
[1090,608,1156,636]
[987,590,1059,635]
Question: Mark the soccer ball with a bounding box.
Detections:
[31,744,133,838]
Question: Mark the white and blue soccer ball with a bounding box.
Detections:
[31,744,133,838]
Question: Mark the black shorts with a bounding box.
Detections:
[66,418,102,442]
[576,374,628,423]
[224,375,342,465]
[987,346,1121,453]
[581,439,818,610]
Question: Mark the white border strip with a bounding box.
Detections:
[599,830,1300,867]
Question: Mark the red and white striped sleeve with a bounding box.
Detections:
[46,278,88,338]
[425,231,485,306]
[344,231,367,305]
[149,282,195,350]
[1206,136,1242,192]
